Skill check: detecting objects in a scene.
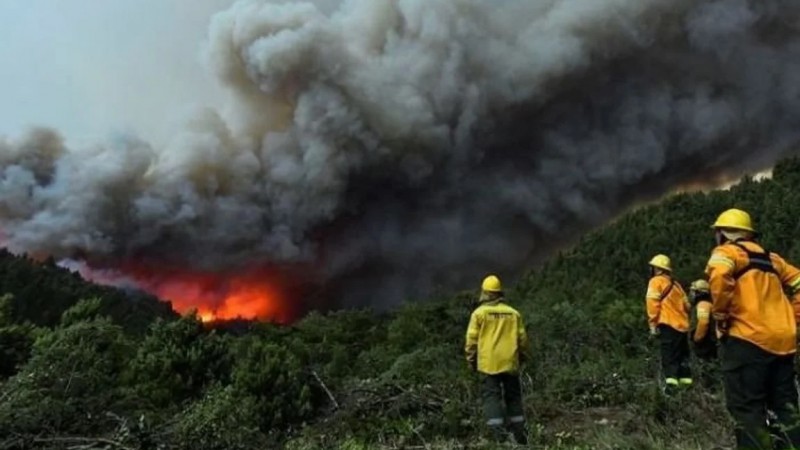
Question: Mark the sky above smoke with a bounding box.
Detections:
[0,0,232,145]
[1,0,800,313]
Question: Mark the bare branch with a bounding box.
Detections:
[312,370,340,410]
[33,436,136,450]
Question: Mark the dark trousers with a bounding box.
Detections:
[693,337,718,361]
[696,353,721,390]
[481,372,527,444]
[693,339,719,389]
[659,325,691,381]
[721,337,800,450]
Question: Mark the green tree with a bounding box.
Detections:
[231,337,317,432]
[170,385,269,450]
[126,313,231,412]
[0,317,132,435]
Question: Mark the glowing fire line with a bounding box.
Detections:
[56,259,295,324]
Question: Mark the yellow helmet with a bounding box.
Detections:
[648,254,672,272]
[481,275,503,292]
[711,208,755,232]
[690,279,710,293]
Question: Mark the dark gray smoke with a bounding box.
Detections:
[1,0,800,310]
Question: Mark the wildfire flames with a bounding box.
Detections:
[67,260,301,324]
[141,267,302,324]
[142,269,290,324]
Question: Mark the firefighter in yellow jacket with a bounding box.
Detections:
[706,208,800,449]
[465,275,530,445]
[645,254,692,391]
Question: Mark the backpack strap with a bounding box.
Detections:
[659,279,676,302]
[731,241,778,280]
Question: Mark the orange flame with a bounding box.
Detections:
[124,264,297,324]
[59,259,301,324]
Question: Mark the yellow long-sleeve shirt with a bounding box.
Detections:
[693,300,712,343]
[706,240,800,355]
[465,300,529,375]
[646,274,690,333]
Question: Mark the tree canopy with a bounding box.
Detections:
[3,158,800,449]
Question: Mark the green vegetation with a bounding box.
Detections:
[3,159,800,449]
[0,253,176,332]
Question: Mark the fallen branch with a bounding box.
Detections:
[312,370,340,410]
[0,436,22,450]
[407,423,429,450]
[33,436,136,450]
[379,444,549,449]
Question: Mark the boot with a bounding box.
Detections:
[663,378,679,397]
[509,422,528,445]
[488,425,508,443]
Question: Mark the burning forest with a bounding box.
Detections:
[2,0,800,322]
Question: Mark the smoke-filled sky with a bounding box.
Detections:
[1,0,800,317]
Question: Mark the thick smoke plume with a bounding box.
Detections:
[2,0,800,316]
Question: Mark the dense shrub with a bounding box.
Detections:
[3,158,800,448]
[0,317,132,435]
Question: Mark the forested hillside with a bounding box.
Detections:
[0,252,176,331]
[3,159,800,449]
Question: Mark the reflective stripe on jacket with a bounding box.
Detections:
[706,240,800,355]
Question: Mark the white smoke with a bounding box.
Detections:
[1,0,800,309]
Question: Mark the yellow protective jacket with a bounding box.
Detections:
[706,240,800,355]
[464,300,529,375]
[646,274,690,333]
